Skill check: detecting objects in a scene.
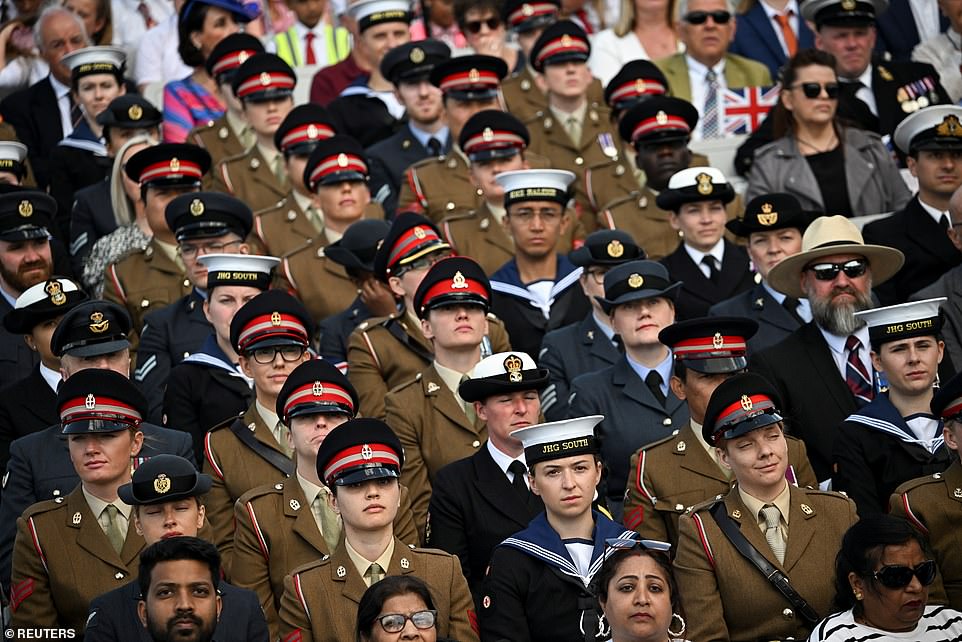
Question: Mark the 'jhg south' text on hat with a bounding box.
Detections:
[854,297,946,352]
[510,415,603,466]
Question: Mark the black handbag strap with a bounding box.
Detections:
[709,502,821,627]
[228,418,294,476]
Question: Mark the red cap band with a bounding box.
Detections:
[138,158,203,183]
[280,123,336,150]
[236,72,296,99]
[60,395,142,426]
[462,129,526,154]
[609,79,667,105]
[308,153,368,186]
[236,312,308,352]
[672,334,747,359]
[943,396,962,418]
[507,2,558,26]
[715,394,776,433]
[438,69,500,93]
[283,381,355,418]
[420,273,489,310]
[211,49,257,77]
[535,35,590,66]
[631,114,691,141]
[387,225,444,270]
[323,443,401,484]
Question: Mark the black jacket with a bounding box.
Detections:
[69,179,116,276]
[0,365,57,476]
[317,296,375,367]
[659,240,754,321]
[0,76,63,189]
[48,144,112,241]
[708,282,802,354]
[366,124,451,218]
[0,295,39,392]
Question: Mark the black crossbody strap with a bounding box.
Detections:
[709,502,821,627]
[228,419,294,476]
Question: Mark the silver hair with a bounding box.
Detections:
[677,0,737,19]
[34,3,89,52]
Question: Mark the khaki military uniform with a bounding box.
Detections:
[203,404,292,578]
[211,146,290,213]
[385,364,489,541]
[254,192,315,256]
[232,479,421,637]
[347,311,511,420]
[103,238,191,336]
[890,460,962,609]
[500,68,605,126]
[278,237,359,324]
[10,487,145,633]
[675,484,857,642]
[440,203,586,275]
[526,104,617,229]
[190,115,247,169]
[278,537,479,642]
[623,424,818,545]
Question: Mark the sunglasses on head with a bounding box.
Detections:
[464,16,501,33]
[794,82,840,99]
[684,10,731,24]
[806,258,868,281]
[872,560,937,589]
[603,536,672,562]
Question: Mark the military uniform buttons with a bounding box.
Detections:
[52,489,60,496]
[183,279,190,287]
[447,158,457,169]
[55,497,63,503]
[400,558,410,569]
[141,299,150,309]
[472,440,480,447]
[287,210,297,221]
[675,503,684,511]
[290,499,300,510]
[115,572,125,580]
[574,157,584,166]
[934,473,943,480]
[336,566,347,577]
[218,127,229,140]
[782,608,794,620]
[251,158,261,169]
[446,202,456,211]
[521,79,531,90]
[638,197,648,208]
[662,418,672,426]
[72,512,82,524]
[316,248,325,258]
[615,165,625,176]
[145,246,154,258]
[274,483,284,490]
[248,422,256,432]
[183,352,190,359]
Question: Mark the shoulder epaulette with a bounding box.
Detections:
[644,429,681,452]
[388,373,423,395]
[896,473,946,495]
[22,498,65,519]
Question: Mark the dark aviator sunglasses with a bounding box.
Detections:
[684,10,731,24]
[794,82,840,99]
[872,560,938,590]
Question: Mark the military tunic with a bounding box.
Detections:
[623,424,818,545]
[890,460,962,610]
[253,192,314,257]
[10,487,145,634]
[277,537,479,642]
[385,364,488,542]
[278,236,361,324]
[190,115,247,168]
[211,146,290,213]
[346,311,511,420]
[674,485,858,642]
[103,238,191,337]
[203,404,292,578]
[232,478,420,636]
[500,67,605,126]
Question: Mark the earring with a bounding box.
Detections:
[854,590,863,601]
[668,613,686,637]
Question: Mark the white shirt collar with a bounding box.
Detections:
[40,363,61,393]
[486,440,526,477]
[759,0,798,18]
[49,74,70,99]
[686,55,726,80]
[819,323,871,356]
[917,196,948,227]
[255,399,280,430]
[683,238,725,267]
[592,310,616,342]
[856,64,873,89]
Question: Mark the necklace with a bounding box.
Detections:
[795,134,838,154]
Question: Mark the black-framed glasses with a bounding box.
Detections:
[250,345,306,364]
[872,560,937,589]
[793,82,840,100]
[464,17,501,33]
[377,609,438,633]
[394,251,452,277]
[178,239,243,259]
[584,268,609,285]
[603,536,671,562]
[806,258,868,281]
[684,10,731,24]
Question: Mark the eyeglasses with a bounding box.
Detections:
[805,258,868,281]
[508,207,564,224]
[683,10,731,24]
[178,239,243,259]
[585,268,609,285]
[464,16,501,33]
[376,610,438,633]
[394,251,452,276]
[872,560,937,589]
[603,536,672,562]
[793,82,840,100]
[250,345,306,364]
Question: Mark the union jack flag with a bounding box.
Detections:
[721,84,781,134]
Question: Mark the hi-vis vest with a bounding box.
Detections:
[273,24,351,67]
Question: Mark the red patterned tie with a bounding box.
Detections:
[845,335,874,406]
[137,1,156,29]
[305,32,317,65]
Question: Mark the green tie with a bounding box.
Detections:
[365,562,385,586]
[272,153,286,182]
[274,422,294,458]
[761,504,786,564]
[459,375,477,424]
[564,116,582,146]
[313,489,341,552]
[103,505,125,554]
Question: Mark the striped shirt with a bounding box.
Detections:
[807,605,962,642]
[161,75,225,143]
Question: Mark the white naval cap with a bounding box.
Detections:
[854,297,946,348]
[893,106,962,154]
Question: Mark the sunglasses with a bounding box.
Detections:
[806,258,868,281]
[376,610,437,633]
[684,10,731,24]
[603,536,672,562]
[464,17,501,33]
[872,560,938,589]
[793,82,840,99]
[395,250,452,276]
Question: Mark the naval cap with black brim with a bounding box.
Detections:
[197,253,279,291]
[50,300,131,358]
[0,191,54,241]
[597,260,681,314]
[655,166,735,212]
[854,297,946,352]
[894,106,962,154]
[494,169,575,209]
[510,415,602,467]
[459,351,549,402]
[348,0,413,31]
[381,40,451,86]
[4,277,88,334]
[0,142,28,180]
[658,317,758,374]
[800,0,887,28]
[316,418,404,487]
[569,229,645,267]
[165,191,253,242]
[702,372,784,445]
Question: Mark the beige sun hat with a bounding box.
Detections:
[766,215,905,299]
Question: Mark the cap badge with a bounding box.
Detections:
[45,280,66,306]
[955,488,962,499]
[427,381,440,393]
[413,226,427,240]
[451,271,469,289]
[270,311,282,326]
[169,158,180,172]
[307,124,319,139]
[627,273,644,289]
[85,394,96,410]
[337,565,346,577]
[190,198,205,217]
[607,239,624,258]
[937,115,962,138]
[504,354,524,382]
[361,444,374,460]
[400,557,410,569]
[72,511,82,525]
[468,68,480,83]
[153,474,171,494]
[482,127,495,142]
[696,172,714,195]
[89,311,109,333]
[840,0,855,9]
[260,72,271,86]
[410,47,425,63]
[635,79,646,94]
[676,440,686,452]
[238,51,250,64]
[561,34,572,47]
[655,110,668,125]
[740,394,753,411]
[17,200,32,217]
[337,153,349,168]
[312,381,324,396]
[522,3,533,15]
[128,104,143,121]
[800,503,813,515]
[712,332,724,349]
[758,202,778,226]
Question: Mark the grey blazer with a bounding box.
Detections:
[746,127,911,216]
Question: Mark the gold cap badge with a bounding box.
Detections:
[410,47,425,63]
[937,115,962,138]
[451,271,468,289]
[503,354,524,382]
[468,68,480,83]
[413,226,427,240]
[712,332,724,349]
[758,202,778,226]
[312,381,324,396]
[627,273,644,289]
[169,158,180,172]
[153,474,171,494]
[189,198,204,217]
[607,239,624,258]
[696,172,714,195]
[482,127,494,142]
[740,394,753,411]
[270,311,282,326]
[45,280,66,306]
[840,0,855,9]
[128,104,143,120]
[89,311,109,333]
[17,200,32,218]
[337,153,349,167]
[361,444,374,460]
[656,110,668,125]
[260,72,271,86]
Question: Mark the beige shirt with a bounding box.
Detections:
[693,420,731,478]
[346,537,395,587]
[226,109,254,151]
[292,189,324,234]
[296,471,337,536]
[549,101,588,145]
[255,399,286,449]
[154,238,184,271]
[739,480,791,540]
[83,487,132,538]
[433,360,473,414]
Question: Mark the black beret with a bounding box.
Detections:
[118,455,212,505]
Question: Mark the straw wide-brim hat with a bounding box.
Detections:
[767,215,905,299]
